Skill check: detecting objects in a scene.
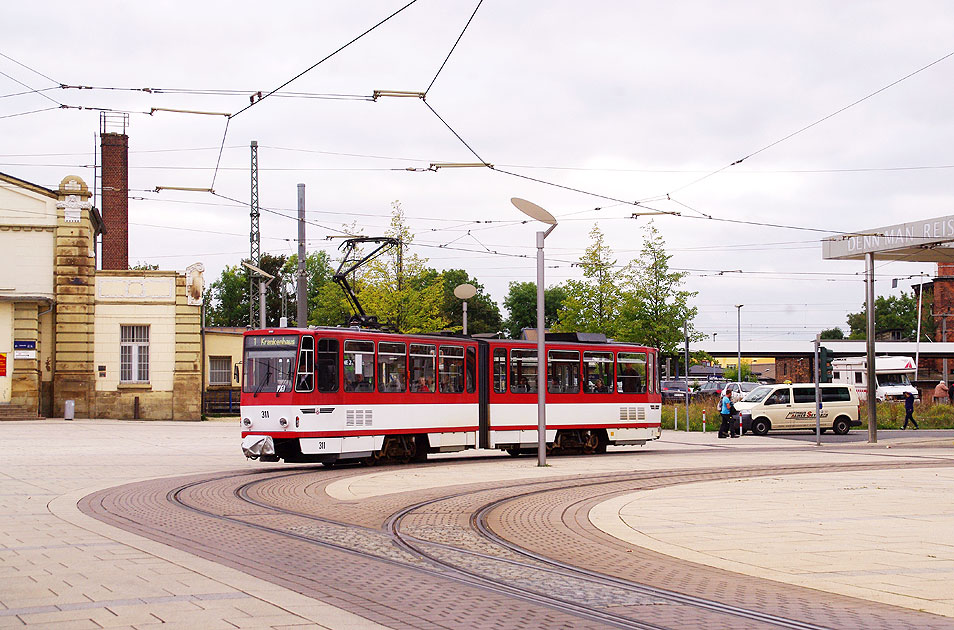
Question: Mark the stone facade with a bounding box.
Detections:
[1,172,203,420]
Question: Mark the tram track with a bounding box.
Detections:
[82,456,954,630]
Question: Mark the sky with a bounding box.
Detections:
[2,1,952,342]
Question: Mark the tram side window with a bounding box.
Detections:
[510,349,538,394]
[295,335,314,392]
[618,352,647,394]
[493,348,507,393]
[548,350,580,394]
[466,346,476,393]
[439,346,465,393]
[378,341,407,393]
[343,340,375,392]
[583,351,613,393]
[317,338,339,392]
[409,343,436,392]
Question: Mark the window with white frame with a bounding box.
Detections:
[209,356,232,385]
[120,325,150,383]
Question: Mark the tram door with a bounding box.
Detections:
[477,342,490,448]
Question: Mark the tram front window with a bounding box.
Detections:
[243,335,298,394]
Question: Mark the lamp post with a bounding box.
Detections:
[735,304,743,383]
[453,283,477,335]
[512,198,557,467]
[242,262,275,328]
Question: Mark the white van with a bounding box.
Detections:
[831,356,917,402]
[737,383,861,436]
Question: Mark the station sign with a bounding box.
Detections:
[822,215,954,261]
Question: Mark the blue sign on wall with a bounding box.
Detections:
[14,341,36,350]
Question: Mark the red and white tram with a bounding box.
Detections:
[240,327,661,464]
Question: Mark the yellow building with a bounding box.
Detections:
[203,326,244,414]
[0,172,203,420]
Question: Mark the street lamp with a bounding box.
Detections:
[735,304,743,384]
[512,198,557,467]
[453,283,477,335]
[242,262,275,329]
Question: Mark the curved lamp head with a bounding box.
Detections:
[453,283,477,300]
[511,198,557,225]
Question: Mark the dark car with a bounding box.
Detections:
[661,380,692,404]
[695,380,728,402]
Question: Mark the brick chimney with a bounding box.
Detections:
[100,129,128,270]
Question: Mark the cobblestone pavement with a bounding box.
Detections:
[83,458,954,629]
[4,419,954,629]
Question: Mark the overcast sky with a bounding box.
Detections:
[2,1,952,341]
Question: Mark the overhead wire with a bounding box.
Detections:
[665,48,954,196]
[425,0,483,95]
[208,0,420,188]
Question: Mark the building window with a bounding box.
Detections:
[120,325,149,383]
[209,356,231,385]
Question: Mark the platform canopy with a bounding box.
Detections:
[822,214,954,262]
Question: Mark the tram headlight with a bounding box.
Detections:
[242,417,252,428]
[279,417,288,428]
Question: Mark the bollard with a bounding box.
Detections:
[702,410,706,433]
[739,414,743,436]
[674,406,678,431]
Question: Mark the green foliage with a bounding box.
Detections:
[357,201,447,333]
[845,292,934,340]
[819,327,845,339]
[129,261,159,270]
[554,225,625,336]
[722,363,758,382]
[203,264,249,327]
[282,250,336,326]
[440,269,503,335]
[617,222,700,355]
[502,281,567,339]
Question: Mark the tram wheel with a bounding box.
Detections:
[581,430,600,455]
[506,448,522,457]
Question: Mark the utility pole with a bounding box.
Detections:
[296,184,307,328]
[249,141,261,327]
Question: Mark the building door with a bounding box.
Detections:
[0,303,12,403]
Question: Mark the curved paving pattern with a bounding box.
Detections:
[81,458,954,630]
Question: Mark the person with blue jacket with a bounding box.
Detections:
[718,392,739,438]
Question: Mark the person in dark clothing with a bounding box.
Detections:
[902,391,919,430]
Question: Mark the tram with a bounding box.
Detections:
[240,327,661,464]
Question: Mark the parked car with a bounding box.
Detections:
[694,380,728,402]
[661,380,692,404]
[722,381,760,402]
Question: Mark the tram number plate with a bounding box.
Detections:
[301,437,341,454]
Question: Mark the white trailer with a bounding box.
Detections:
[831,356,918,402]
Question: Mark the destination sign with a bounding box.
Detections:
[244,334,298,350]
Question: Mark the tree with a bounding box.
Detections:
[282,251,337,326]
[502,281,567,339]
[204,253,290,327]
[617,221,699,355]
[439,269,503,335]
[845,292,934,340]
[723,362,758,382]
[357,201,447,332]
[554,225,625,336]
[204,264,249,327]
[819,327,845,340]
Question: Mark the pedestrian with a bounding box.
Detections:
[948,383,954,406]
[902,391,919,430]
[933,380,948,405]
[718,392,739,438]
